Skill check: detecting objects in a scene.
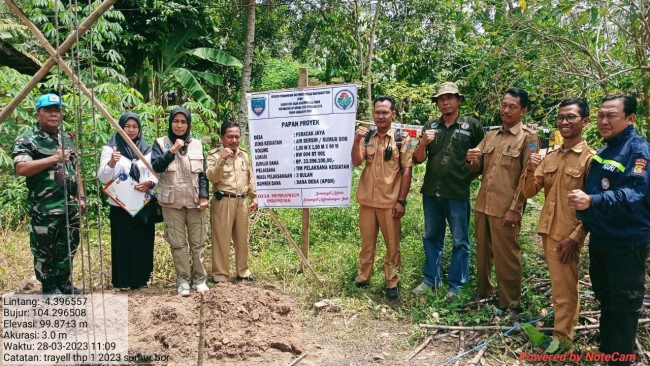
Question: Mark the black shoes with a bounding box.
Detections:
[42,279,63,295]
[236,275,258,282]
[348,279,369,288]
[386,287,399,299]
[57,277,84,295]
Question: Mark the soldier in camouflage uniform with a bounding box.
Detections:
[12,93,86,295]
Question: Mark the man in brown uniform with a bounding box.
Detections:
[466,88,540,311]
[519,97,594,345]
[206,122,258,282]
[350,95,414,299]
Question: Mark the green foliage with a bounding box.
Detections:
[521,323,550,347]
[254,57,303,92]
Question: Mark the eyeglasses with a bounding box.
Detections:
[556,114,581,123]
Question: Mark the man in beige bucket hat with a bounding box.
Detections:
[412,82,484,296]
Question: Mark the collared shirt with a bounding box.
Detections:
[519,140,594,244]
[469,122,540,217]
[356,127,414,209]
[577,125,650,247]
[206,147,257,204]
[12,125,79,216]
[418,115,484,199]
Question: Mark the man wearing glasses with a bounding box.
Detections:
[568,95,650,365]
[519,98,594,348]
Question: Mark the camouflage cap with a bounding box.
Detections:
[36,93,66,110]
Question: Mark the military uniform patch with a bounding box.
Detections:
[461,122,469,130]
[633,158,647,175]
[431,123,438,129]
[527,142,537,152]
[601,177,610,190]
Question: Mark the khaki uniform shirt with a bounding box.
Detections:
[468,122,540,217]
[519,140,594,244]
[356,128,414,209]
[206,147,257,204]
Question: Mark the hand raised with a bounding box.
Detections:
[108,146,121,168]
[421,129,436,145]
[221,147,235,160]
[466,148,481,163]
[527,153,543,172]
[354,127,369,142]
[53,143,71,164]
[170,139,185,153]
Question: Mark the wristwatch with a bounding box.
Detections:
[397,199,407,207]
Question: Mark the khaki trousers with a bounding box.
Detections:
[356,205,401,288]
[210,197,251,282]
[162,206,208,286]
[543,235,580,342]
[475,211,522,308]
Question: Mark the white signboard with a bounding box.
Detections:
[247,84,357,208]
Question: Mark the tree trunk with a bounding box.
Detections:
[365,0,381,113]
[353,0,365,115]
[237,0,256,142]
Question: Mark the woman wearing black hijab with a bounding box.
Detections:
[151,107,210,296]
[98,112,158,290]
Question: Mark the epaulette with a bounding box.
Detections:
[208,147,220,155]
[521,125,536,134]
[239,146,247,152]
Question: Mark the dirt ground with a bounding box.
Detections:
[125,282,459,366]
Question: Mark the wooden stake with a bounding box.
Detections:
[420,318,650,332]
[197,294,205,366]
[0,0,117,123]
[266,208,321,283]
[468,345,488,366]
[297,67,310,270]
[287,352,307,366]
[404,332,435,361]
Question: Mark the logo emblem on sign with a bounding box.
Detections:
[334,90,354,110]
[251,96,266,116]
[601,177,610,190]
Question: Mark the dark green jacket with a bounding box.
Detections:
[417,115,484,200]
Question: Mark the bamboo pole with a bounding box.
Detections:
[6,0,157,177]
[0,0,117,123]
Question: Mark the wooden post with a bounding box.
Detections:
[0,0,117,123]
[6,0,157,178]
[298,67,310,269]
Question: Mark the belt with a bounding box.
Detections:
[215,191,247,199]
